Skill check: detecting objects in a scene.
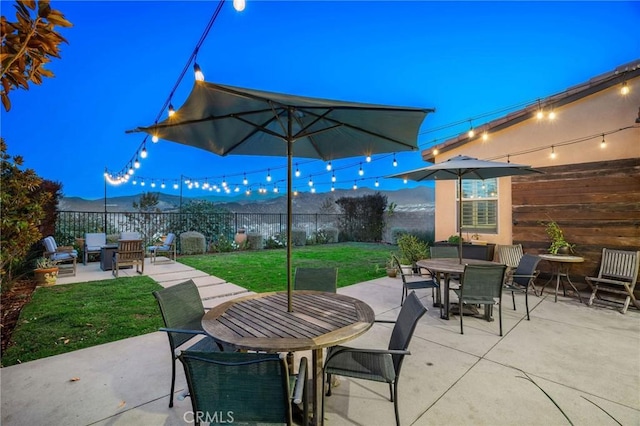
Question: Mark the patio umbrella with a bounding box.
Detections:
[128,81,434,311]
[387,155,542,263]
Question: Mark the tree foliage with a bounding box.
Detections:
[133,192,160,213]
[0,138,52,287]
[335,193,387,242]
[1,0,72,111]
[168,200,233,247]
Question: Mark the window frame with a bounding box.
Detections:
[456,178,499,234]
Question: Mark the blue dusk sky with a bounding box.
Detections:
[2,0,638,200]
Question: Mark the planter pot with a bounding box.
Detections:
[234,229,247,245]
[556,246,572,255]
[386,267,398,278]
[34,267,59,286]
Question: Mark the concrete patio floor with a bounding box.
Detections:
[1,258,639,425]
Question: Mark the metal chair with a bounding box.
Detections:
[429,246,459,259]
[586,248,640,314]
[503,254,541,320]
[112,239,144,277]
[83,232,106,265]
[152,280,224,408]
[323,291,427,426]
[453,264,507,336]
[178,351,308,426]
[148,232,177,263]
[498,244,524,282]
[393,255,439,307]
[294,267,338,293]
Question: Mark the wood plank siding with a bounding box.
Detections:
[511,158,640,289]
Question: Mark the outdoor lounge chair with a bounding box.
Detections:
[586,248,640,314]
[83,232,106,265]
[393,255,439,307]
[323,291,427,426]
[148,232,177,263]
[294,267,338,293]
[112,239,144,277]
[120,231,141,240]
[178,351,308,426]
[454,264,507,336]
[502,254,541,320]
[42,236,77,276]
[153,280,225,408]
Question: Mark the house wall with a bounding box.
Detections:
[432,77,640,253]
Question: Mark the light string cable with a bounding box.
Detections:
[105,0,227,183]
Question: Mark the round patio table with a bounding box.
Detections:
[202,290,375,425]
[537,254,584,303]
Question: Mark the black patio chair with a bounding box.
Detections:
[152,279,223,407]
[454,264,507,336]
[393,255,439,307]
[294,267,338,293]
[178,351,308,426]
[503,254,541,320]
[322,291,427,426]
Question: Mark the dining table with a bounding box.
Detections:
[416,258,501,320]
[201,290,375,425]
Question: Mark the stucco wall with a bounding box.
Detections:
[432,77,640,245]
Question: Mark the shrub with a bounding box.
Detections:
[397,233,428,265]
[247,233,264,250]
[291,229,306,246]
[180,231,206,255]
[390,227,408,244]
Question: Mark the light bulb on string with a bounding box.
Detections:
[234,186,240,192]
[392,154,397,167]
[266,169,271,182]
[353,181,358,190]
[132,179,138,185]
[140,146,148,158]
[310,187,316,194]
[548,110,556,120]
[536,100,544,119]
[134,157,140,169]
[331,173,336,182]
[358,163,364,176]
[550,146,556,159]
[173,182,179,190]
[308,177,314,187]
[601,134,606,148]
[467,121,475,138]
[140,179,146,187]
[222,177,227,187]
[128,165,134,175]
[193,63,204,81]
[326,161,332,171]
[233,0,245,12]
[621,81,630,95]
[273,185,279,193]
[365,155,371,163]
[152,135,159,143]
[295,164,301,177]
[403,178,408,184]
[482,131,489,141]
[243,174,248,185]
[168,104,175,117]
[374,180,379,187]
[151,180,156,188]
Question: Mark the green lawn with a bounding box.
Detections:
[178,242,394,293]
[1,276,163,367]
[2,243,396,367]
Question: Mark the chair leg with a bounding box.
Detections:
[388,383,393,402]
[400,287,406,306]
[169,358,176,407]
[511,291,516,310]
[588,287,597,306]
[326,373,332,396]
[321,372,327,425]
[525,290,530,320]
[498,301,503,336]
[459,301,464,335]
[393,382,400,426]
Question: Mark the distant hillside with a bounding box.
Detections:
[59,186,434,214]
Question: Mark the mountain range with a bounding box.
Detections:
[59,186,434,214]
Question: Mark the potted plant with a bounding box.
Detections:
[541,220,575,254]
[385,252,398,278]
[397,234,428,274]
[33,257,59,286]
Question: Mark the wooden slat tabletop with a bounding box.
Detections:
[202,291,375,352]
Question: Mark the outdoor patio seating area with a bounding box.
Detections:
[1,259,639,425]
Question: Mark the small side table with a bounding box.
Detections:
[538,254,584,303]
[100,244,118,271]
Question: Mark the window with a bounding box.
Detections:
[457,178,498,233]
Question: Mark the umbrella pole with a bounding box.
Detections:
[458,176,463,264]
[287,110,293,312]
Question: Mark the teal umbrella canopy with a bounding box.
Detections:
[129,81,434,310]
[387,155,542,263]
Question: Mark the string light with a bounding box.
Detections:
[403,178,408,184]
[358,163,364,176]
[266,169,271,182]
[374,179,379,187]
[482,131,489,141]
[331,185,335,192]
[392,154,397,167]
[140,146,148,158]
[600,134,606,148]
[331,173,336,182]
[295,164,301,177]
[233,0,245,12]
[152,135,159,143]
[467,120,475,138]
[548,110,556,120]
[168,104,175,117]
[194,63,204,81]
[161,180,166,189]
[134,157,140,169]
[326,161,332,171]
[173,182,179,190]
[621,81,630,95]
[365,155,371,163]
[550,145,556,159]
[310,187,316,194]
[308,177,314,187]
[353,181,358,190]
[243,174,248,185]
[536,100,544,120]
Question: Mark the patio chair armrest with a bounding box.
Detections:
[326,347,410,365]
[292,356,308,404]
[57,246,74,252]
[374,319,396,324]
[159,327,206,335]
